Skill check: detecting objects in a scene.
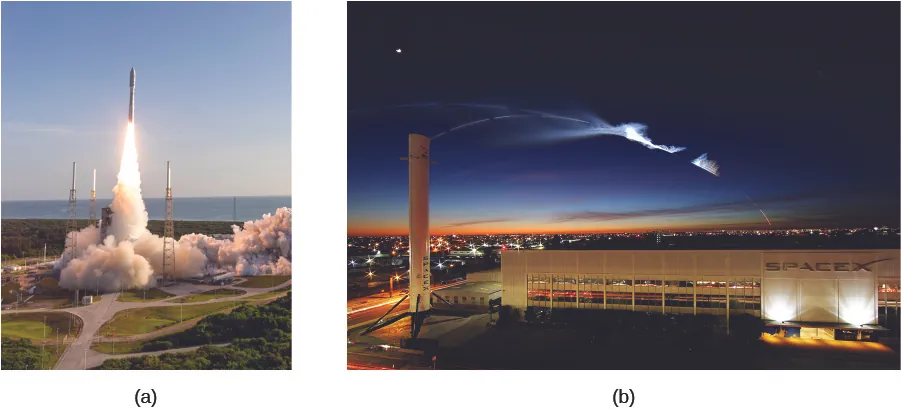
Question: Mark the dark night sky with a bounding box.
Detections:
[348,1,899,236]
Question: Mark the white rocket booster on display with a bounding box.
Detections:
[407,133,432,314]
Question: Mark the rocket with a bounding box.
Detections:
[128,67,136,123]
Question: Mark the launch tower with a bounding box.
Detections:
[163,161,175,284]
[65,162,78,264]
[100,207,113,237]
[89,169,97,227]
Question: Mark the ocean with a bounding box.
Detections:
[1,196,291,221]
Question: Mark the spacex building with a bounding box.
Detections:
[501,250,899,339]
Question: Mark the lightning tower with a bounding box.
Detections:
[163,161,175,284]
[89,169,97,227]
[65,162,78,266]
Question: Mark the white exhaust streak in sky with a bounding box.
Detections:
[691,153,720,176]
[351,102,774,227]
[607,123,686,153]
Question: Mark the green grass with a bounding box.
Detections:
[51,294,102,309]
[92,330,205,355]
[1,312,81,341]
[104,301,243,337]
[167,288,246,304]
[235,275,291,288]
[1,258,44,266]
[92,338,148,355]
[1,312,82,370]
[243,284,292,301]
[118,288,175,303]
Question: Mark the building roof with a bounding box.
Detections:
[505,249,899,254]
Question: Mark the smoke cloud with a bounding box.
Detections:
[179,208,292,276]
[57,123,291,292]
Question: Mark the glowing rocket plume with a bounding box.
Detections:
[742,193,773,227]
[692,153,720,176]
[758,209,772,226]
[108,122,149,242]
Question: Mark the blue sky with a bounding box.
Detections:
[1,1,291,200]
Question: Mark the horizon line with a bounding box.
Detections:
[347,226,898,237]
[1,194,292,202]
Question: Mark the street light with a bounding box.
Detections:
[389,274,401,298]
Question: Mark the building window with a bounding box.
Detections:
[696,280,726,288]
[480,297,485,305]
[696,294,726,309]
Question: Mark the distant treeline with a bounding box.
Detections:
[97,293,291,370]
[1,219,237,259]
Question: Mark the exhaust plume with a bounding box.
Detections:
[691,153,720,176]
[57,123,292,292]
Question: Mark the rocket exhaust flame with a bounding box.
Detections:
[109,122,148,242]
[57,68,292,292]
[742,193,773,227]
[758,209,773,226]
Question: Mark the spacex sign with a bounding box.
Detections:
[765,258,893,272]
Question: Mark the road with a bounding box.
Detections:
[347,281,464,329]
[85,343,231,369]
[2,277,291,370]
[348,298,411,329]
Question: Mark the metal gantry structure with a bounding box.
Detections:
[162,161,175,283]
[89,169,97,227]
[65,162,79,263]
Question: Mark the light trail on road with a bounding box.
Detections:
[347,281,466,315]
